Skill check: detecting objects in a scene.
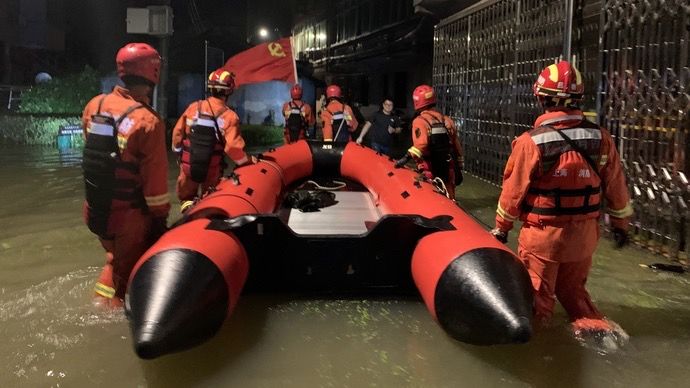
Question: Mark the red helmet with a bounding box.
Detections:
[412,84,436,111]
[326,84,342,99]
[533,61,584,106]
[290,84,303,99]
[116,43,161,84]
[208,69,235,94]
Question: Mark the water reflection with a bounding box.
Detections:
[0,145,689,387]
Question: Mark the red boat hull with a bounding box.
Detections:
[126,141,533,358]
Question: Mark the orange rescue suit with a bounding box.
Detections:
[82,85,170,301]
[494,109,633,326]
[320,100,358,142]
[172,96,247,201]
[282,99,315,143]
[407,109,463,199]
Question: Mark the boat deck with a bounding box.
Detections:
[285,191,382,235]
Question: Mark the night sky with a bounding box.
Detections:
[61,0,298,76]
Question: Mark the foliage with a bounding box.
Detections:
[241,124,284,147]
[0,115,81,145]
[19,66,100,114]
[0,117,286,148]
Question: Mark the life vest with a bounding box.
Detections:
[521,120,603,224]
[82,95,145,238]
[418,111,454,182]
[181,100,227,183]
[328,103,350,142]
[285,101,307,143]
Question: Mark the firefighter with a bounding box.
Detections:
[394,85,463,200]
[82,42,170,308]
[282,84,315,143]
[172,69,255,212]
[489,61,634,335]
[320,84,358,142]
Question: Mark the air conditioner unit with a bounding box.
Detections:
[126,8,150,34]
[148,6,173,36]
[126,6,173,36]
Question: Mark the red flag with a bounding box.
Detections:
[222,37,296,88]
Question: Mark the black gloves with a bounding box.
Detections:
[394,154,411,168]
[149,217,168,244]
[612,227,628,249]
[489,228,508,243]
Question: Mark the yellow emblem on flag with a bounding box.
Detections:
[268,42,286,58]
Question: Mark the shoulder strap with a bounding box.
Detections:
[418,113,433,128]
[114,102,145,127]
[547,124,601,179]
[206,99,228,144]
[108,102,144,156]
[198,99,225,120]
[216,106,229,118]
[419,111,448,131]
[205,99,216,118]
[96,95,107,114]
[332,102,348,141]
[420,111,444,125]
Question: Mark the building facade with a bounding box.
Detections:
[292,0,436,115]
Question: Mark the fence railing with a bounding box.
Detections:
[434,0,690,259]
[0,85,29,111]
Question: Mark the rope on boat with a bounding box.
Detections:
[300,179,347,191]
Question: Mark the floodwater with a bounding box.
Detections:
[1,144,689,388]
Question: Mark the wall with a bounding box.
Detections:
[229,79,316,125]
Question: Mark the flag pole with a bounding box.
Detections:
[290,36,299,85]
[204,39,209,98]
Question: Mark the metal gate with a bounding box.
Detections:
[434,0,690,259]
[600,0,690,257]
[434,0,600,184]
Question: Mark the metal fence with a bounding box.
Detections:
[434,0,690,259]
[434,0,599,184]
[600,0,690,258]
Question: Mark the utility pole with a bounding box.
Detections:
[158,34,170,120]
[204,39,209,97]
[126,3,173,119]
[155,0,172,121]
[563,0,574,61]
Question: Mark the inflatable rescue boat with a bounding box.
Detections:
[125,141,533,359]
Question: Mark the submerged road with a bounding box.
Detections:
[0,144,689,387]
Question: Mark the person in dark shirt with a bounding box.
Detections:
[356,97,402,156]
